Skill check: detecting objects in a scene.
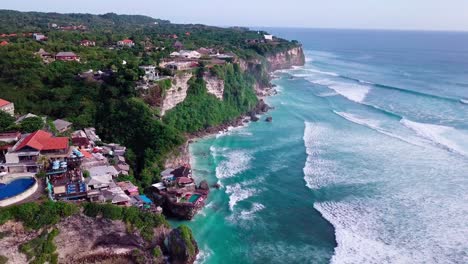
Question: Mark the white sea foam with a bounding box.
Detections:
[304,68,339,77]
[460,99,468,104]
[225,184,259,211]
[312,78,371,103]
[314,202,417,264]
[317,91,339,97]
[333,111,425,147]
[304,119,468,264]
[194,245,213,264]
[215,150,252,179]
[303,122,338,189]
[401,118,468,157]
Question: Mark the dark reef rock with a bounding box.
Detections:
[168,226,199,264]
[198,180,210,192]
[265,116,272,122]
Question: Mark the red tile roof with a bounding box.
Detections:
[121,39,133,43]
[16,130,68,151]
[0,98,11,107]
[0,41,8,46]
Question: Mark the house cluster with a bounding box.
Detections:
[0,98,14,116]
[33,33,48,41]
[51,24,88,31]
[151,165,208,213]
[245,34,276,44]
[160,44,234,72]
[35,48,80,63]
[80,39,96,47]
[117,39,135,47]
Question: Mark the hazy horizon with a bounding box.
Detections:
[2,0,468,32]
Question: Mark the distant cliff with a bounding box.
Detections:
[265,46,305,71]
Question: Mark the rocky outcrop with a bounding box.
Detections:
[0,215,199,264]
[204,75,224,100]
[161,73,193,115]
[168,226,199,264]
[266,46,305,71]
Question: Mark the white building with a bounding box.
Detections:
[139,65,159,81]
[0,98,14,116]
[264,34,274,41]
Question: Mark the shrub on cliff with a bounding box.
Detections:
[0,201,78,230]
[19,228,60,264]
[168,225,198,264]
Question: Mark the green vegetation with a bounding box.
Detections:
[83,202,169,236]
[0,10,300,189]
[0,201,79,230]
[179,225,196,256]
[19,228,59,264]
[131,249,146,264]
[0,111,15,132]
[152,246,162,258]
[164,64,257,132]
[19,116,44,133]
[0,255,8,264]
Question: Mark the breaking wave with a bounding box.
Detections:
[401,118,468,157]
[313,78,371,103]
[215,150,252,179]
[333,111,424,147]
[225,184,259,211]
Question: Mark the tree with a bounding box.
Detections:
[0,111,15,132]
[20,116,44,133]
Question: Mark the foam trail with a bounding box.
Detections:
[401,119,468,157]
[333,111,425,147]
[312,78,371,103]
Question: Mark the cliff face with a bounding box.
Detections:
[0,215,198,264]
[265,46,305,71]
[204,75,224,100]
[161,73,193,115]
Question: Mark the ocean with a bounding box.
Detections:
[180,29,468,263]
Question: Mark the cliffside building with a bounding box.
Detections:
[0,98,14,116]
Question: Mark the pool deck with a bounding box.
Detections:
[0,173,45,207]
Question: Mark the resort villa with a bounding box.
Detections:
[55,52,80,62]
[4,130,69,173]
[80,39,96,46]
[0,98,14,116]
[53,119,73,133]
[117,39,135,47]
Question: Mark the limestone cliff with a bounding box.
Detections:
[161,73,193,115]
[265,46,305,71]
[0,215,198,264]
[204,74,224,100]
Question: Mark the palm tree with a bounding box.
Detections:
[37,155,50,172]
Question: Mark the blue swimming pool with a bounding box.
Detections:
[0,177,36,200]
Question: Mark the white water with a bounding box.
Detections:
[215,149,252,179]
[401,118,468,157]
[303,120,468,264]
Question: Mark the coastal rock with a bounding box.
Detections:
[250,114,259,122]
[265,116,272,122]
[198,180,210,192]
[168,226,199,264]
[212,183,221,189]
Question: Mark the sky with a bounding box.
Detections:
[2,0,468,31]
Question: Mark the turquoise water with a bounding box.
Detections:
[182,29,468,263]
[0,177,36,199]
[189,194,201,203]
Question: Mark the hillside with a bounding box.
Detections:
[0,9,304,189]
